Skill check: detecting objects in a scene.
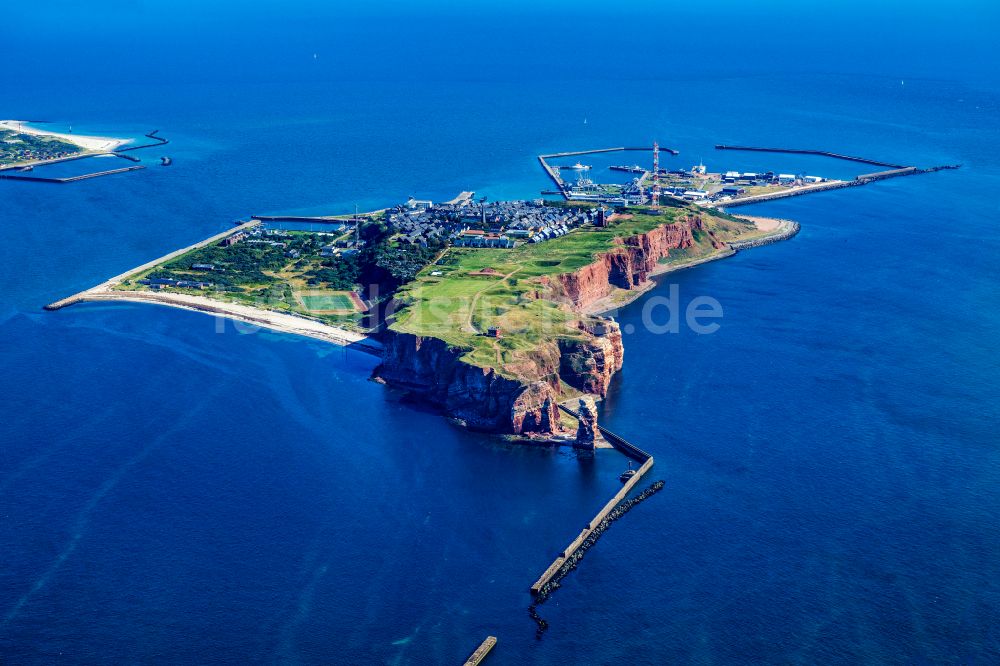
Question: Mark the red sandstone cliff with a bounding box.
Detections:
[375,332,561,434]
[558,319,624,397]
[551,214,721,308]
[374,216,716,433]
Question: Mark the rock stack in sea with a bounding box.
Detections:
[575,397,598,452]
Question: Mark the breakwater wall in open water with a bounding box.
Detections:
[524,404,662,636]
[114,129,169,153]
[2,130,171,184]
[528,479,666,637]
[0,164,145,183]
[714,144,907,169]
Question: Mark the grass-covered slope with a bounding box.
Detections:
[389,205,757,374]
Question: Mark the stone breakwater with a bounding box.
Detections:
[528,480,667,638]
[727,221,801,250]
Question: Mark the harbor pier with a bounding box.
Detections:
[0,164,145,183]
[537,145,680,201]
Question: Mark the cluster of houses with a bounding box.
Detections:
[0,132,81,165]
[138,277,211,290]
[219,223,365,263]
[386,197,603,249]
[221,225,289,247]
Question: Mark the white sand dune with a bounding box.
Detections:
[0,120,130,152]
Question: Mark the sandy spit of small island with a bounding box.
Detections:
[0,120,130,152]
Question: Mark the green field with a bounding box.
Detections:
[114,228,369,329]
[390,206,756,375]
[298,292,356,312]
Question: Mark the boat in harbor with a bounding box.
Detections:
[619,461,637,483]
[560,162,591,171]
[610,164,646,173]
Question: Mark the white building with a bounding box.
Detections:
[407,197,433,210]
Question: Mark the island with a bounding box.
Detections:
[0,120,127,166]
[43,140,958,645]
[1,120,172,183]
[47,140,955,439]
[46,193,793,439]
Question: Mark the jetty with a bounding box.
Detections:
[0,164,145,183]
[114,129,169,153]
[0,150,114,172]
[45,221,262,311]
[711,164,958,209]
[529,404,656,596]
[462,636,497,665]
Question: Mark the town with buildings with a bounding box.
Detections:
[0,127,83,166]
[385,197,607,249]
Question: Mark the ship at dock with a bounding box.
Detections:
[610,164,646,173]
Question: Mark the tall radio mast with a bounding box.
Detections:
[652,141,660,210]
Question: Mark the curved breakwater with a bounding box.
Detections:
[728,221,801,250]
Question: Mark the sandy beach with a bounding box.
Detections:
[44,220,381,355]
[0,120,130,152]
[45,214,793,356]
[69,290,381,353]
[736,215,784,232]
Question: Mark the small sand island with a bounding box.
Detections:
[0,120,128,166]
[1,120,171,183]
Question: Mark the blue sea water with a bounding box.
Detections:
[2,3,1000,663]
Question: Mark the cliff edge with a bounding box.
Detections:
[375,207,757,434]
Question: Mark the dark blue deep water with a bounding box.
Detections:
[2,3,1000,663]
